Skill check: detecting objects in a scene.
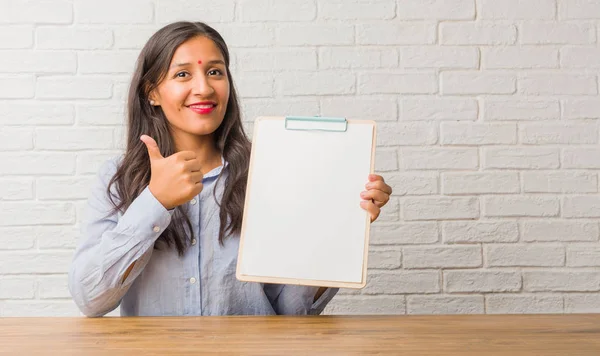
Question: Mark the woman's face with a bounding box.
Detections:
[150,36,230,141]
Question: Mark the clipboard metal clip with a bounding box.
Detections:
[284,116,348,132]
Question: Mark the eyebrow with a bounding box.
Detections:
[170,59,225,69]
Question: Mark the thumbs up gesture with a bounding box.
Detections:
[140,135,204,210]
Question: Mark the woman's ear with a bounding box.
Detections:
[147,88,160,106]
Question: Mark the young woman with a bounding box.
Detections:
[68,21,393,317]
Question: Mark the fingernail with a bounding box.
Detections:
[360,191,367,197]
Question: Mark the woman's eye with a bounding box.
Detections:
[175,71,189,78]
[208,69,223,76]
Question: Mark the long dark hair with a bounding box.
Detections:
[107,21,251,255]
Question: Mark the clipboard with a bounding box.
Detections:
[236,115,376,289]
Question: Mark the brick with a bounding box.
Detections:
[234,73,274,98]
[357,23,436,45]
[325,296,405,315]
[375,149,398,172]
[241,99,319,121]
[401,98,477,121]
[239,0,314,21]
[319,47,398,69]
[403,246,481,269]
[321,98,397,122]
[364,271,440,294]
[0,75,34,99]
[76,0,153,24]
[563,196,600,218]
[565,294,600,313]
[38,275,70,299]
[486,244,565,267]
[0,227,36,250]
[520,122,597,144]
[563,148,600,168]
[385,173,438,196]
[0,252,72,273]
[521,220,599,242]
[377,123,437,146]
[371,223,439,245]
[236,49,316,72]
[441,123,516,145]
[0,301,81,317]
[524,271,600,292]
[407,295,483,314]
[377,197,400,223]
[36,177,93,200]
[479,0,555,19]
[156,0,233,22]
[319,0,395,20]
[567,246,600,267]
[35,128,114,150]
[37,77,112,99]
[0,153,75,175]
[359,73,437,94]
[443,221,519,243]
[484,196,559,217]
[78,51,138,74]
[484,147,559,169]
[397,0,474,19]
[520,22,595,44]
[523,172,597,193]
[0,179,33,200]
[0,128,33,150]
[36,226,79,250]
[440,22,517,45]
[487,295,563,314]
[0,0,72,24]
[562,99,600,119]
[216,24,275,48]
[77,104,125,126]
[37,27,112,49]
[441,72,516,95]
[0,26,33,48]
[112,26,160,49]
[561,47,600,68]
[482,99,560,121]
[277,24,353,45]
[400,148,478,170]
[0,203,75,226]
[401,47,478,69]
[442,172,519,195]
[559,0,600,19]
[368,248,402,269]
[518,73,597,95]
[445,270,521,293]
[0,277,35,299]
[279,71,354,96]
[482,47,558,69]
[403,197,479,220]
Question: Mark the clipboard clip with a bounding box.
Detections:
[284,116,347,132]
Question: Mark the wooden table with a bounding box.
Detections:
[1,314,599,355]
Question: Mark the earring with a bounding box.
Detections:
[149,100,155,105]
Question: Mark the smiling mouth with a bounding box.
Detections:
[188,103,217,115]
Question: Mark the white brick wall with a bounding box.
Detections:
[0,0,599,317]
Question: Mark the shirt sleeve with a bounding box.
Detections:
[68,157,174,317]
[263,284,339,315]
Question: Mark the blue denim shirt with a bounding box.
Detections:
[68,155,338,317]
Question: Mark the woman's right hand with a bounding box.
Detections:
[140,135,203,210]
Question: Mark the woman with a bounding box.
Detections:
[68,21,393,317]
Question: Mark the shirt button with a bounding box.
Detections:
[152,226,160,233]
[190,198,197,205]
[191,239,197,246]
[189,277,197,284]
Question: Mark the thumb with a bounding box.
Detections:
[140,135,164,161]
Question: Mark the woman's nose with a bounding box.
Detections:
[192,75,215,96]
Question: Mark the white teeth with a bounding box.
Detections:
[191,104,213,109]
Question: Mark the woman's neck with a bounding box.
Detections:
[173,132,222,175]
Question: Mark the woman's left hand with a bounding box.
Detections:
[360,174,393,223]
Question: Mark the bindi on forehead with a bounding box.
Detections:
[198,60,202,64]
